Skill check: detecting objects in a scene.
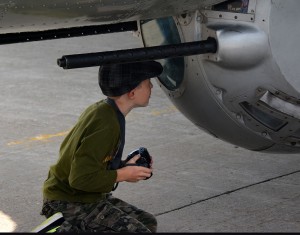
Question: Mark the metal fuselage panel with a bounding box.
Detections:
[0,0,224,33]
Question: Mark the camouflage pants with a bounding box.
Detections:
[40,194,157,233]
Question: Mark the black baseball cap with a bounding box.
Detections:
[98,61,163,97]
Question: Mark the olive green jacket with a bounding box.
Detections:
[43,100,121,203]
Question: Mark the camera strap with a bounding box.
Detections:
[105,98,126,171]
[105,98,126,191]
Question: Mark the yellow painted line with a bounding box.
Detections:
[150,105,178,116]
[7,131,69,146]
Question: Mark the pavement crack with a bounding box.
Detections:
[154,169,300,216]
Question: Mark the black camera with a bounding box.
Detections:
[124,147,153,179]
[126,147,152,168]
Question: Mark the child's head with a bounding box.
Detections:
[98,61,163,97]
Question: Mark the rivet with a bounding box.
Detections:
[262,131,268,137]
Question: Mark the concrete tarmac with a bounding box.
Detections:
[0,32,299,233]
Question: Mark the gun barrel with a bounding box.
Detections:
[57,37,217,69]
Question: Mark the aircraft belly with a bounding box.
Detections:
[0,0,225,33]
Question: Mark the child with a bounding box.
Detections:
[40,60,163,232]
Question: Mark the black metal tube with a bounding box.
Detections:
[57,37,217,69]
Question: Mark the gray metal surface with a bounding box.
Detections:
[0,32,299,232]
[0,0,224,33]
[141,0,300,152]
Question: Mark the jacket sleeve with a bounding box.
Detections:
[68,124,119,193]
